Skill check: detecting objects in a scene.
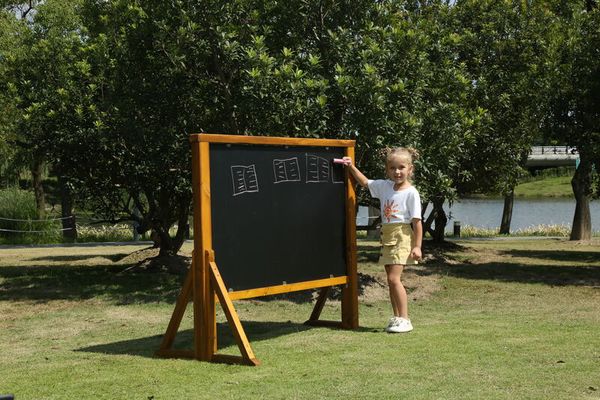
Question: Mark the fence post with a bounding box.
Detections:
[453,221,461,238]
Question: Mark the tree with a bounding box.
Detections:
[544,4,600,240]
[1,0,101,239]
[73,0,203,254]
[452,1,556,234]
[77,0,433,254]
[5,0,571,251]
[0,9,18,186]
[77,0,438,251]
[1,1,51,217]
[127,0,531,244]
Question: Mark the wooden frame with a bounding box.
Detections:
[157,134,358,365]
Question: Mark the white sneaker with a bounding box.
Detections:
[384,316,397,332]
[387,317,413,333]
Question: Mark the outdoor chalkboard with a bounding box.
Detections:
[158,134,358,364]
[210,143,348,292]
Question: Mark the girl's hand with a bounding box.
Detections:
[410,247,422,261]
[341,156,352,166]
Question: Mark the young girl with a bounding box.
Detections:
[343,148,423,333]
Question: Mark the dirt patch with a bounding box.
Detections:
[358,265,446,304]
[572,239,600,246]
[402,241,463,301]
[116,247,161,265]
[118,247,191,275]
[404,265,443,302]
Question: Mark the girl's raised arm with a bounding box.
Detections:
[341,157,369,188]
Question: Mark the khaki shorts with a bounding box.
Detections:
[379,223,417,266]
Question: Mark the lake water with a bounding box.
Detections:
[444,198,600,232]
[357,198,600,232]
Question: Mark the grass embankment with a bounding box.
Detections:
[1,239,599,399]
[514,175,573,198]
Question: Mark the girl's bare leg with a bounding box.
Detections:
[385,264,408,319]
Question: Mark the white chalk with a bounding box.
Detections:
[333,158,350,165]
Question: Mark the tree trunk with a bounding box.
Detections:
[586,0,597,12]
[422,201,434,237]
[156,194,192,257]
[59,175,77,242]
[431,197,447,243]
[31,157,45,219]
[423,197,447,243]
[570,156,592,241]
[171,195,191,250]
[499,189,514,235]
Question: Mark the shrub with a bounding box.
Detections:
[76,223,136,243]
[456,225,497,238]
[513,224,571,237]
[0,187,62,244]
[451,224,574,238]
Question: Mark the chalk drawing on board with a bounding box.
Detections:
[331,163,345,184]
[306,154,331,183]
[273,158,301,183]
[231,165,259,196]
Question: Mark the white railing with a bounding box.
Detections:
[530,146,578,156]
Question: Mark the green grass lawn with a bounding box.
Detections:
[514,175,573,198]
[1,240,599,399]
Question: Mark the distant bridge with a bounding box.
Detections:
[526,146,578,168]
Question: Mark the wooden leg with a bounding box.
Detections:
[205,251,217,359]
[157,263,193,354]
[341,281,359,329]
[192,249,206,360]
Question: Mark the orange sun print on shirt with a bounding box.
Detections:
[383,199,399,223]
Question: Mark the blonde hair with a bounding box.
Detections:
[384,146,420,165]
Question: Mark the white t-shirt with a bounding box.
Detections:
[368,179,422,224]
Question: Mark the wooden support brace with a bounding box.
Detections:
[306,286,330,324]
[207,251,260,366]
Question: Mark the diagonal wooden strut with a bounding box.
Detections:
[304,286,349,328]
[305,286,333,327]
[156,251,259,365]
[207,250,260,366]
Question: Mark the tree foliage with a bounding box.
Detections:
[1,0,599,248]
[543,3,600,240]
[1,0,98,219]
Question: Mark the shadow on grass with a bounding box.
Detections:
[0,263,384,305]
[431,262,600,286]
[0,241,386,305]
[0,264,183,304]
[77,321,374,359]
[499,248,600,264]
[423,244,600,287]
[357,243,380,263]
[28,253,128,263]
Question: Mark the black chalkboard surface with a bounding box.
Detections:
[209,143,348,292]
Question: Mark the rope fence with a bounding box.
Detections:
[0,214,75,234]
[0,215,126,235]
[0,227,75,233]
[0,215,74,222]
